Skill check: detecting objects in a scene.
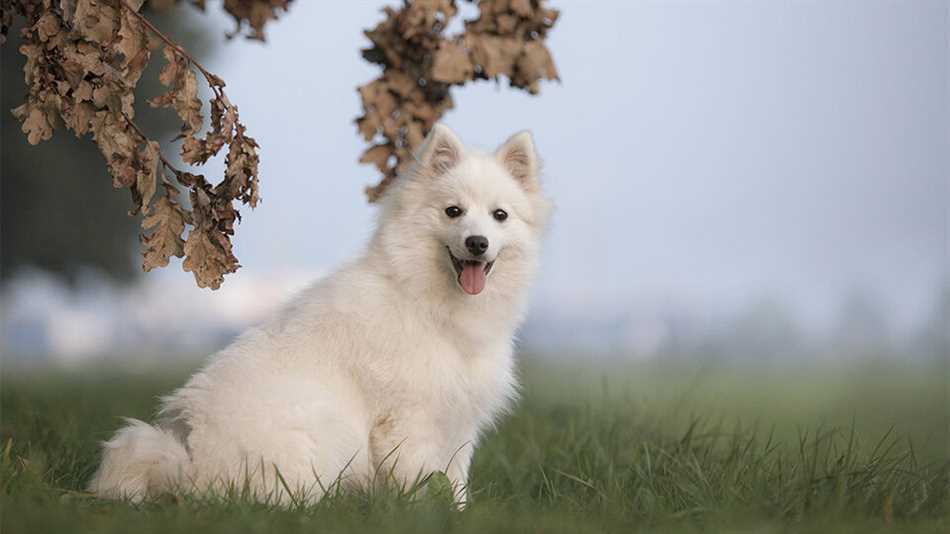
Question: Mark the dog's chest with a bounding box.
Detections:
[379,332,514,425]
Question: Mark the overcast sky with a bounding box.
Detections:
[157,0,948,329]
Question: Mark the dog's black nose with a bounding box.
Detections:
[465,235,489,256]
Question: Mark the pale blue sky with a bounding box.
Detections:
[157,1,948,329]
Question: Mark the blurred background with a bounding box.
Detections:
[2,0,947,368]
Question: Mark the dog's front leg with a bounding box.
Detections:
[443,441,474,506]
[371,418,441,488]
[370,415,472,504]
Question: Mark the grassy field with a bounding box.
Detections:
[1,357,947,533]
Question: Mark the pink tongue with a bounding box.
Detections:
[459,263,486,295]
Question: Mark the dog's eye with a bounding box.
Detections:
[444,206,463,218]
[493,209,508,222]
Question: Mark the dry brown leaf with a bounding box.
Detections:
[359,144,394,174]
[66,100,96,135]
[182,225,238,290]
[150,46,203,136]
[222,0,291,41]
[136,140,160,214]
[35,12,61,41]
[223,123,260,207]
[117,6,150,85]
[72,0,119,44]
[89,110,136,187]
[510,0,533,18]
[141,195,186,271]
[12,102,54,145]
[431,40,473,84]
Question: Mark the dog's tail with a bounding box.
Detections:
[88,418,191,502]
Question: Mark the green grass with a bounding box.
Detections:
[1,358,947,533]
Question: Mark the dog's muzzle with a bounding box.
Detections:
[447,247,494,295]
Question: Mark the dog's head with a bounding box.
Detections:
[375,124,551,300]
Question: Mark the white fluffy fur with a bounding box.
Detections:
[88,124,551,505]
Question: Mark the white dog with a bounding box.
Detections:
[89,124,551,505]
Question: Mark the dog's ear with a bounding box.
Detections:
[416,123,464,176]
[495,130,539,192]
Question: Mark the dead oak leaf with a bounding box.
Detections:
[150,46,203,136]
[431,40,473,84]
[359,143,394,174]
[73,0,119,45]
[183,225,238,290]
[117,7,150,84]
[65,100,96,136]
[136,140,160,214]
[89,110,137,187]
[141,195,186,271]
[12,102,54,145]
[223,124,260,207]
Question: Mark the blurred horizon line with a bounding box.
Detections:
[2,265,946,364]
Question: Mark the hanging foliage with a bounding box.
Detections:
[1,0,559,287]
[1,0,289,288]
[356,0,560,201]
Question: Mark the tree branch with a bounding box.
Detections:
[121,111,183,183]
[118,0,225,92]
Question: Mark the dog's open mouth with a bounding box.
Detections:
[447,247,494,296]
